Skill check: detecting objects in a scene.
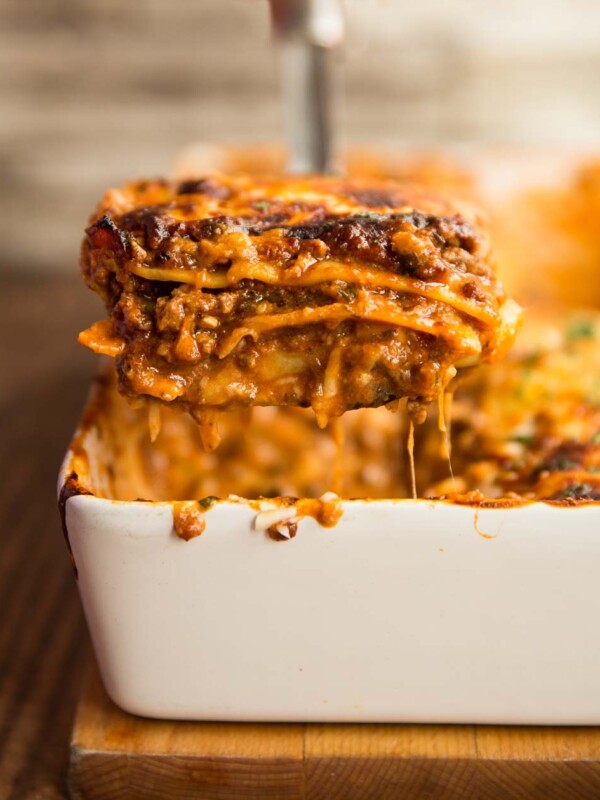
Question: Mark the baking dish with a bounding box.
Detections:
[59,377,600,724]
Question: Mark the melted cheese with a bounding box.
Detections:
[128,260,498,325]
[218,296,483,359]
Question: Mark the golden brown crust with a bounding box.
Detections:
[79,173,520,430]
[82,174,493,289]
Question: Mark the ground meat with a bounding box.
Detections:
[79,173,520,429]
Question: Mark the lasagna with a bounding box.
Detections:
[79,174,521,447]
[421,314,600,503]
[78,313,600,507]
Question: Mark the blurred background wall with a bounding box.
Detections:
[2,0,600,274]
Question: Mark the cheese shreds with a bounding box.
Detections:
[71,162,600,509]
[192,408,223,452]
[79,172,521,446]
[78,320,125,357]
[329,416,345,496]
[407,419,417,499]
[217,299,483,359]
[127,260,498,325]
[148,402,162,443]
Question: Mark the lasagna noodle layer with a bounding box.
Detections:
[92,313,600,505]
[79,173,521,435]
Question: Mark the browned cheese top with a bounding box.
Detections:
[79,173,521,436]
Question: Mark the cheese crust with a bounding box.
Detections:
[80,173,521,437]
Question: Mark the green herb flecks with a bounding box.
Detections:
[336,283,358,302]
[534,456,579,477]
[510,434,535,445]
[514,374,531,400]
[552,483,595,500]
[566,318,596,341]
[198,496,218,511]
[586,379,600,407]
[356,211,383,220]
[548,457,578,471]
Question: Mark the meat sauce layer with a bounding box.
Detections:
[79,174,521,440]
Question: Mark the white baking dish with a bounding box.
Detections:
[59,383,600,724]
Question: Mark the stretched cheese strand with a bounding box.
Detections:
[148,401,162,443]
[407,419,417,499]
[191,408,223,452]
[313,344,345,429]
[329,417,345,497]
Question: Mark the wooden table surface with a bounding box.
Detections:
[4,275,600,800]
[0,275,101,799]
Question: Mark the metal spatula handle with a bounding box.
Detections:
[270,0,344,174]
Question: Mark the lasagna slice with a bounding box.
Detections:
[79,174,521,444]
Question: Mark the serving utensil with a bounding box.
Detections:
[270,0,344,173]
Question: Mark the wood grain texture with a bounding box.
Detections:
[5,276,600,800]
[0,276,99,799]
[70,665,600,800]
[305,723,478,800]
[476,725,600,800]
[69,668,305,800]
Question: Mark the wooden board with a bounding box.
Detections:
[69,665,600,800]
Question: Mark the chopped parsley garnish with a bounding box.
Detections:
[253,201,270,212]
[336,283,358,302]
[552,483,594,500]
[586,381,600,406]
[198,496,218,510]
[566,319,596,341]
[510,434,534,445]
[549,457,578,471]
[514,364,535,399]
[535,456,578,476]
[593,432,600,445]
[356,211,382,220]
